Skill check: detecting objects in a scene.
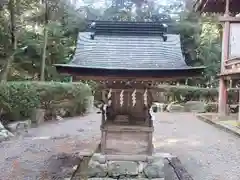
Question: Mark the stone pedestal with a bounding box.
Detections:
[86,153,165,179]
[98,84,156,179]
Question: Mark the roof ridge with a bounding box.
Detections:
[88,20,168,40]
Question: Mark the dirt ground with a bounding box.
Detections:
[1,112,240,180]
[0,113,101,180]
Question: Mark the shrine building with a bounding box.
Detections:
[55,21,204,159]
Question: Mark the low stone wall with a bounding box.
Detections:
[86,153,165,179]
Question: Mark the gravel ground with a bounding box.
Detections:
[0,113,101,180]
[153,112,240,180]
[0,112,240,180]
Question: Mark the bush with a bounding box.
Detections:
[0,81,92,122]
[204,103,218,113]
[157,85,236,103]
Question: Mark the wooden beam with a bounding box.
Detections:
[219,16,240,22]
[193,0,206,12]
[224,60,240,67]
[202,0,210,12]
[225,0,230,15]
[100,131,106,154]
[101,124,154,132]
[220,70,240,77]
[65,75,198,81]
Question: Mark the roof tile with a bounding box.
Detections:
[70,32,193,70]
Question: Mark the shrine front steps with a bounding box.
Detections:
[86,153,165,180]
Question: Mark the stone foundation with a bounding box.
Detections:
[86,153,165,179]
[88,178,164,180]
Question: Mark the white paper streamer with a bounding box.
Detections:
[120,90,124,107]
[143,89,148,106]
[132,89,136,106]
[107,88,112,99]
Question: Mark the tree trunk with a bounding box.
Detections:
[1,0,17,81]
[40,26,48,81]
[40,0,48,81]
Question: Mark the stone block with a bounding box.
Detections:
[88,178,116,180]
[138,162,147,173]
[119,179,148,180]
[87,155,165,179]
[107,161,138,178]
[144,165,164,179]
[143,156,164,179]
[116,178,164,180]
[88,160,107,178]
[88,177,164,180]
[92,153,106,164]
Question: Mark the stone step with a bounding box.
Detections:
[87,153,165,179]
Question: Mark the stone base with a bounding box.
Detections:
[87,153,165,179]
[88,178,164,180]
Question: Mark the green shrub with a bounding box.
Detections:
[0,82,40,120]
[204,103,218,113]
[157,85,235,103]
[0,81,92,122]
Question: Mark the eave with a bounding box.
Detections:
[194,0,240,14]
[55,65,205,81]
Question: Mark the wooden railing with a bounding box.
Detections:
[224,57,240,74]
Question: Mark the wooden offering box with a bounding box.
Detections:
[100,86,154,155]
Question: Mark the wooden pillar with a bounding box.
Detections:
[148,132,153,155]
[219,78,228,115]
[225,0,230,16]
[218,1,230,116]
[101,131,106,154]
[100,89,106,154]
[148,120,153,155]
[238,90,240,122]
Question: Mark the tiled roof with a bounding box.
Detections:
[55,21,204,76]
[68,32,197,70]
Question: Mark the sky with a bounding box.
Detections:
[70,0,170,9]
